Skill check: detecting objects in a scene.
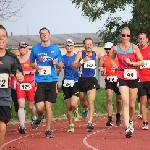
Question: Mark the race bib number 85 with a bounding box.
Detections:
[20,83,32,90]
[39,66,51,75]
[0,73,8,88]
[84,60,96,69]
[124,69,137,79]
[63,80,75,87]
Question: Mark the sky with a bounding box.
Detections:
[1,0,132,36]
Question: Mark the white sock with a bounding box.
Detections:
[18,108,25,127]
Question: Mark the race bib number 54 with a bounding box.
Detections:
[124,69,137,79]
[63,80,75,87]
[0,73,8,88]
[84,60,96,69]
[39,66,51,75]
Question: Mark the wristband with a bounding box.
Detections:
[79,59,84,64]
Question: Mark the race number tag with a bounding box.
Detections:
[140,60,150,69]
[0,73,8,88]
[84,60,96,69]
[20,83,32,90]
[63,80,75,87]
[107,76,117,82]
[39,66,51,75]
[124,69,137,79]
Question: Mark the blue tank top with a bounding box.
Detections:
[63,54,79,81]
[80,51,96,77]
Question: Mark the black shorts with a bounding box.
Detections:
[138,82,150,98]
[62,81,79,100]
[35,82,58,103]
[0,106,11,124]
[117,78,139,88]
[11,89,19,112]
[78,77,100,92]
[105,80,120,95]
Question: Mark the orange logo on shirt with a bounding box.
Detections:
[24,63,29,68]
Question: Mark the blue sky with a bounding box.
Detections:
[1,0,132,36]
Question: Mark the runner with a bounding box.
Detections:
[0,25,24,149]
[138,31,150,129]
[100,42,122,126]
[111,27,144,138]
[16,42,36,134]
[30,27,63,138]
[61,39,79,132]
[72,38,100,132]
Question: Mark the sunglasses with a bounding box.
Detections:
[104,48,111,50]
[121,34,130,37]
[66,44,73,47]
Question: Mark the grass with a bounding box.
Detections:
[10,88,139,120]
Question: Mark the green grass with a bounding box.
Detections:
[10,88,139,120]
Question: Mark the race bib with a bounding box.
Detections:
[107,76,117,82]
[124,69,137,79]
[140,60,150,69]
[39,66,51,75]
[0,73,9,88]
[63,80,75,87]
[20,83,32,90]
[84,60,96,69]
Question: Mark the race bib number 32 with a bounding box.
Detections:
[39,66,51,75]
[63,80,75,87]
[0,73,8,88]
[124,69,137,79]
[84,60,96,69]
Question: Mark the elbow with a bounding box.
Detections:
[72,64,76,70]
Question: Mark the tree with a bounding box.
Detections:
[0,0,27,21]
[71,0,150,44]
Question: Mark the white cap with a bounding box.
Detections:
[66,39,74,45]
[106,42,113,47]
[104,42,112,49]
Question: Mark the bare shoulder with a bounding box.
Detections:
[132,44,139,53]
[113,45,117,53]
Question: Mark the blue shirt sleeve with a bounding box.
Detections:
[57,47,63,63]
[30,47,36,63]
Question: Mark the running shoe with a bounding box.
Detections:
[142,122,149,130]
[87,122,94,132]
[67,124,74,132]
[31,116,44,129]
[73,109,79,121]
[129,121,134,133]
[125,127,132,138]
[19,126,26,134]
[137,112,142,119]
[82,109,88,118]
[106,120,113,126]
[45,130,54,138]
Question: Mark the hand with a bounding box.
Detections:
[16,70,24,83]
[111,63,118,73]
[53,58,58,65]
[99,66,104,72]
[78,71,81,77]
[35,65,42,73]
[125,58,132,65]
[83,56,91,62]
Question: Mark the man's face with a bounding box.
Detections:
[138,33,148,47]
[120,29,130,43]
[19,47,28,56]
[0,29,8,50]
[40,29,50,42]
[84,39,93,52]
[65,42,74,53]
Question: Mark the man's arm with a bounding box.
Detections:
[111,46,118,70]
[72,51,82,70]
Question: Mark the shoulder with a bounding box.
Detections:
[32,43,41,50]
[6,50,17,59]
[132,44,139,53]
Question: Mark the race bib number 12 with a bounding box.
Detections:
[39,66,51,75]
[124,69,137,79]
[84,60,96,69]
[0,73,8,88]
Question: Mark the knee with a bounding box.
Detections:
[107,98,112,104]
[0,124,6,137]
[124,101,129,107]
[36,105,44,112]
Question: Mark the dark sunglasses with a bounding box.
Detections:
[121,34,130,37]
[104,48,111,50]
[66,44,73,47]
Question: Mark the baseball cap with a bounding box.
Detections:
[104,42,112,49]
[19,42,28,48]
[66,39,74,45]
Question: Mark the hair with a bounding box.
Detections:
[120,27,130,33]
[83,38,93,44]
[39,27,50,34]
[0,25,8,37]
[138,31,148,38]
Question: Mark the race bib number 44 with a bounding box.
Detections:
[84,60,96,69]
[63,80,75,87]
[107,76,117,82]
[39,66,51,75]
[124,69,137,79]
[20,83,32,90]
[140,60,150,69]
[0,73,8,88]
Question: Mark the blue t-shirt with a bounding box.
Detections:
[30,43,63,82]
[63,54,79,82]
